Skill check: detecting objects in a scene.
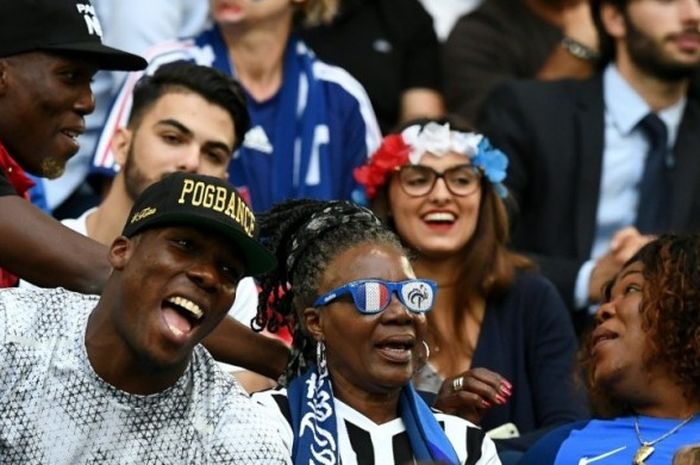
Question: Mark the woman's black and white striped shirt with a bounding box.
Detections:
[253,388,502,465]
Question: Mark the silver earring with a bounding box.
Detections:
[422,340,430,360]
[316,340,328,377]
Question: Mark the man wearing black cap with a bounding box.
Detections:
[0,172,289,464]
[0,0,146,290]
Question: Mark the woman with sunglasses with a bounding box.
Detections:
[353,119,587,458]
[252,199,501,465]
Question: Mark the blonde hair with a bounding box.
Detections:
[297,0,339,27]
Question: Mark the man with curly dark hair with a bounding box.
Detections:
[519,233,700,465]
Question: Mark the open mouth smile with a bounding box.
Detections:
[161,295,205,338]
[422,211,456,223]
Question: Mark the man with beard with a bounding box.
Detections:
[478,0,700,328]
[36,60,288,387]
[0,0,147,291]
[444,0,599,123]
[78,60,247,247]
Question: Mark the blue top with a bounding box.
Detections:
[92,26,381,213]
[520,416,700,464]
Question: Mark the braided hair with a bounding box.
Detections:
[253,199,402,384]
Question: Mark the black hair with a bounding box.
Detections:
[253,198,402,382]
[590,0,620,68]
[129,60,250,150]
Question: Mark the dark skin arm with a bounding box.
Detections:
[203,315,289,380]
[1,195,289,377]
[0,195,110,294]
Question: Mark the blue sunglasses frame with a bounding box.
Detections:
[313,278,438,315]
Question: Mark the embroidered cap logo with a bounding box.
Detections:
[76,3,103,37]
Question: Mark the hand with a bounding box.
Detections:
[588,251,621,302]
[434,368,512,425]
[561,1,598,50]
[536,0,598,79]
[589,227,655,302]
[609,227,654,264]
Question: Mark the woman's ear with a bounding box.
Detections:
[302,306,324,342]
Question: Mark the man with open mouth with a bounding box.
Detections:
[0,0,147,292]
[0,172,289,464]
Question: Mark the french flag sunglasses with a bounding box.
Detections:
[313,279,438,315]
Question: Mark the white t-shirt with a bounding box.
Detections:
[416,0,484,41]
[20,208,260,372]
[0,287,289,465]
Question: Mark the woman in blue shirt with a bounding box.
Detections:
[520,233,700,465]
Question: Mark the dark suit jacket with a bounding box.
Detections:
[477,75,700,311]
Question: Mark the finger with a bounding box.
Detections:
[464,368,513,397]
[614,237,650,263]
[451,375,465,393]
[437,388,492,411]
[461,376,510,405]
[642,234,657,244]
[616,246,640,263]
[610,226,639,251]
[442,373,505,406]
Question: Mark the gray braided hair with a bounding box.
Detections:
[253,199,402,383]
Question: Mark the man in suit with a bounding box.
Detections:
[478,0,700,321]
[445,0,599,124]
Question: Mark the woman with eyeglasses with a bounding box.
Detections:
[252,199,501,465]
[353,119,588,458]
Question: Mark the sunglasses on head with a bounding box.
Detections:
[313,278,437,315]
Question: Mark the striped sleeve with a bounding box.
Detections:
[437,412,502,465]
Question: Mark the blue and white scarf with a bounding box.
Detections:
[287,365,460,465]
[204,26,330,212]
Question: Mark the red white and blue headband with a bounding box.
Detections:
[354,122,509,200]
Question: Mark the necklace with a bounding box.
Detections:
[633,414,696,464]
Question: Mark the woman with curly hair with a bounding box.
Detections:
[519,234,700,465]
[353,118,588,458]
[251,198,501,465]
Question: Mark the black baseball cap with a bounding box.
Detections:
[123,173,276,276]
[0,0,146,71]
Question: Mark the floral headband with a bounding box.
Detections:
[353,122,509,199]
